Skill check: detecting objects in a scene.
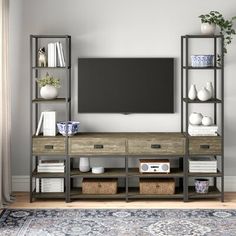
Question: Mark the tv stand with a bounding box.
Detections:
[32,132,222,202]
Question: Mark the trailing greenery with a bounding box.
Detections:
[199,11,236,54]
[37,73,61,88]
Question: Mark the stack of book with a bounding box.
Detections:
[188,124,218,136]
[37,160,65,173]
[189,157,217,173]
[48,42,65,67]
[36,178,64,193]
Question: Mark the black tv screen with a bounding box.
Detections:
[78,58,174,113]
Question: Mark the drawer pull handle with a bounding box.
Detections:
[200,145,210,149]
[44,145,54,149]
[98,183,102,188]
[94,144,104,149]
[151,144,161,149]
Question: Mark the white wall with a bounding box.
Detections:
[9,0,236,184]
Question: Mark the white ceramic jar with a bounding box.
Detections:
[79,157,90,172]
[189,112,203,125]
[40,85,58,99]
[206,82,214,99]
[201,23,216,35]
[197,87,211,101]
[188,84,197,100]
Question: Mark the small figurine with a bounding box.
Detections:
[38,47,47,67]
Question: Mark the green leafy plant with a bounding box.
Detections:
[37,73,61,88]
[199,11,236,54]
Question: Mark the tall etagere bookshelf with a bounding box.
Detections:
[181,35,224,201]
[30,35,71,202]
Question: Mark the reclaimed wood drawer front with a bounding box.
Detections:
[189,137,222,155]
[128,138,185,155]
[69,138,126,155]
[33,137,65,155]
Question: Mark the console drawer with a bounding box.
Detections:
[33,137,65,155]
[128,138,185,155]
[69,138,126,155]
[189,137,222,155]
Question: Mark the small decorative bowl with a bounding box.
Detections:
[191,55,214,67]
[195,179,209,194]
[57,121,80,136]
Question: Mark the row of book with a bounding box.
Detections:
[36,178,64,193]
[36,160,65,193]
[36,111,56,136]
[188,124,218,136]
[189,157,217,173]
[37,160,65,173]
[48,42,65,67]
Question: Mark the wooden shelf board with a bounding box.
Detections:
[183,35,223,38]
[128,168,184,178]
[70,187,126,199]
[128,187,183,199]
[188,170,222,177]
[32,66,71,69]
[31,34,71,38]
[71,168,126,178]
[32,169,65,178]
[32,98,71,103]
[188,186,221,199]
[183,98,222,103]
[183,66,222,70]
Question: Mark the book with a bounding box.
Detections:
[59,42,65,67]
[35,112,44,136]
[56,42,63,67]
[38,160,64,166]
[43,111,56,136]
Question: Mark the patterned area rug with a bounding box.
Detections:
[1,209,236,236]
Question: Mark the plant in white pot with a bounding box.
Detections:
[37,73,60,99]
[199,11,236,56]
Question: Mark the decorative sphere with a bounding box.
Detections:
[202,116,213,126]
[189,112,203,125]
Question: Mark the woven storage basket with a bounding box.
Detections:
[82,178,117,194]
[140,178,175,195]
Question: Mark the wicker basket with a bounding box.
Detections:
[140,178,175,195]
[82,178,117,195]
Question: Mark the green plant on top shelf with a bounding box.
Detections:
[199,11,236,55]
[37,73,61,88]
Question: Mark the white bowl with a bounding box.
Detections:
[92,167,104,174]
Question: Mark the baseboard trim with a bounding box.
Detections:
[12,176,30,192]
[12,175,236,192]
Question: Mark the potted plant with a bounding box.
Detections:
[37,73,61,99]
[199,11,236,55]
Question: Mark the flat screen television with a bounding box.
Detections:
[78,58,174,113]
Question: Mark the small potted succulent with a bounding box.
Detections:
[199,11,236,55]
[37,73,61,99]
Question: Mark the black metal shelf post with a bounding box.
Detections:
[30,35,71,203]
[181,35,224,202]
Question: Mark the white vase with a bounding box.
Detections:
[40,85,58,99]
[202,116,213,126]
[79,157,90,172]
[206,82,214,98]
[201,23,216,35]
[188,84,197,100]
[197,87,211,101]
[189,112,203,125]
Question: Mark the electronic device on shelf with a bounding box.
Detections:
[139,159,170,173]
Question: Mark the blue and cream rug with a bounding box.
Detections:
[1,209,236,235]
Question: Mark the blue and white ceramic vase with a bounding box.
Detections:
[195,179,209,194]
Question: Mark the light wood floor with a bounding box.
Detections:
[7,192,236,209]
